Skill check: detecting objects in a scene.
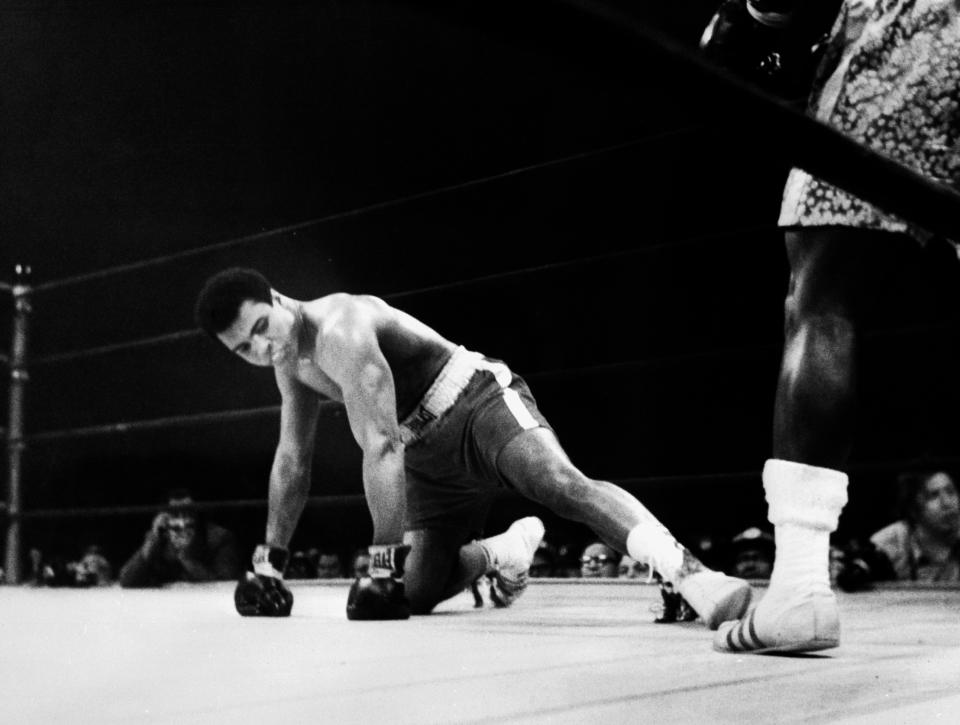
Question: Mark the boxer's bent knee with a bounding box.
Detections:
[402,528,466,615]
[403,570,443,614]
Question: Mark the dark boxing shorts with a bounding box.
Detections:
[400,346,551,533]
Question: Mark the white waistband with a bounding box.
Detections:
[398,346,510,445]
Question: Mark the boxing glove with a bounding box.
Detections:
[700,0,842,103]
[235,544,294,616]
[346,543,411,620]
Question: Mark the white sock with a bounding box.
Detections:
[763,459,848,596]
[626,520,684,583]
[769,524,831,593]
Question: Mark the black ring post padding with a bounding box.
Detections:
[552,0,960,242]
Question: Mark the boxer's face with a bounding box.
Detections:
[218,297,296,367]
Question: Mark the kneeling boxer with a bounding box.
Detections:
[197,268,752,625]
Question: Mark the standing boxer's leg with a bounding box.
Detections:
[715,227,915,653]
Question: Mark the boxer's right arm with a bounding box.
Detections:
[265,374,323,548]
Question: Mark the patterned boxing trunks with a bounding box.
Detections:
[780,0,960,244]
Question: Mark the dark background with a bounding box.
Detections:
[1,0,958,571]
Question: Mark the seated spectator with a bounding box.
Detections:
[315,548,344,579]
[118,489,242,587]
[829,544,846,587]
[693,534,720,571]
[72,544,113,587]
[349,547,371,578]
[617,554,650,580]
[286,549,319,579]
[728,527,775,580]
[36,553,75,587]
[27,548,43,585]
[530,542,557,578]
[870,470,960,583]
[579,541,619,578]
[554,542,583,578]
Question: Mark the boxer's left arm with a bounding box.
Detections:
[320,301,406,544]
[236,374,322,617]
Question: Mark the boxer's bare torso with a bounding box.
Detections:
[273,293,456,419]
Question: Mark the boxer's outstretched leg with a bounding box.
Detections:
[497,427,751,628]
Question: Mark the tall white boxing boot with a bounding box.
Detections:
[715,459,848,653]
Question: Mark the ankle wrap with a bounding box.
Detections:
[763,459,848,531]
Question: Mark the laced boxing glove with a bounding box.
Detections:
[346,543,411,620]
[700,0,842,103]
[235,544,294,616]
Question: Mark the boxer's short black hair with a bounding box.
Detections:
[194,267,273,338]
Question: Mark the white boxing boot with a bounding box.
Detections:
[478,517,545,607]
[715,459,848,654]
[627,520,753,630]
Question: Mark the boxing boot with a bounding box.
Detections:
[714,459,847,653]
[478,517,545,607]
[627,521,753,630]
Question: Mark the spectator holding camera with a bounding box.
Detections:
[72,544,113,587]
[118,489,242,587]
